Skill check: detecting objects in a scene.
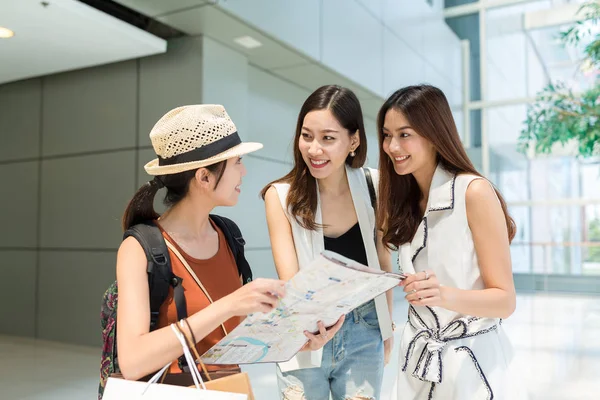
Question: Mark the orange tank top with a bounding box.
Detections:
[156,219,242,373]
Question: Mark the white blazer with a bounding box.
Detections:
[273,165,393,372]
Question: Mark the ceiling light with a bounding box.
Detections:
[233,36,262,49]
[0,27,14,39]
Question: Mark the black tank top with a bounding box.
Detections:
[323,222,368,266]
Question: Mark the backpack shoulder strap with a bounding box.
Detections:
[363,167,377,211]
[123,222,187,330]
[210,215,253,285]
[363,168,378,245]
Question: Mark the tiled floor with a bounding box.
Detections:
[1,291,599,399]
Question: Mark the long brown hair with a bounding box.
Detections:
[260,85,367,230]
[377,85,516,248]
[121,162,226,231]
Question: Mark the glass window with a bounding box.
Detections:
[446,0,599,285]
[485,1,553,102]
[488,104,529,202]
[445,0,478,7]
[503,203,600,276]
[583,205,600,275]
[508,205,532,273]
[581,163,600,199]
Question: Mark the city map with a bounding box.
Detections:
[200,250,405,364]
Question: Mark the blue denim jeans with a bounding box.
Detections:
[276,300,384,400]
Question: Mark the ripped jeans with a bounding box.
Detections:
[276,300,384,400]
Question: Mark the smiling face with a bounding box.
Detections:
[298,109,359,180]
[198,156,247,207]
[382,108,437,177]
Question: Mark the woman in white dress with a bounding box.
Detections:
[377,85,522,400]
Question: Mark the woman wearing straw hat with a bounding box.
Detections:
[115,105,286,382]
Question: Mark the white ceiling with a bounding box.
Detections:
[114,0,210,18]
[0,0,166,85]
[113,0,384,118]
[1,0,382,117]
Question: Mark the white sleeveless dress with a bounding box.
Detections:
[391,165,528,400]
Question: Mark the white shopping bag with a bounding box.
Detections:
[102,378,247,399]
[103,324,247,400]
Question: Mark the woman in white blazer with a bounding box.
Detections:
[261,85,395,400]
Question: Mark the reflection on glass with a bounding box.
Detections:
[529,157,579,201]
[508,204,600,276]
[581,162,600,199]
[466,146,483,173]
[488,105,529,202]
[508,206,532,273]
[485,1,552,101]
[445,0,478,7]
[486,0,596,101]
[583,205,600,275]
[447,0,599,286]
[527,22,597,95]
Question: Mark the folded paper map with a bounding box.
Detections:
[200,250,405,365]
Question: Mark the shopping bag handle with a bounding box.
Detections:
[142,322,206,394]
[176,320,213,381]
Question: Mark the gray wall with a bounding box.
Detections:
[0,34,384,347]
[0,37,204,346]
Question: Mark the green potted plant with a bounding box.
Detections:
[519,1,599,157]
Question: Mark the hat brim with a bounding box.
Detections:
[144,142,263,176]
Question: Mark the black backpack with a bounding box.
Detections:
[98,215,252,399]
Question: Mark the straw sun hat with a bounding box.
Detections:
[144,105,263,176]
